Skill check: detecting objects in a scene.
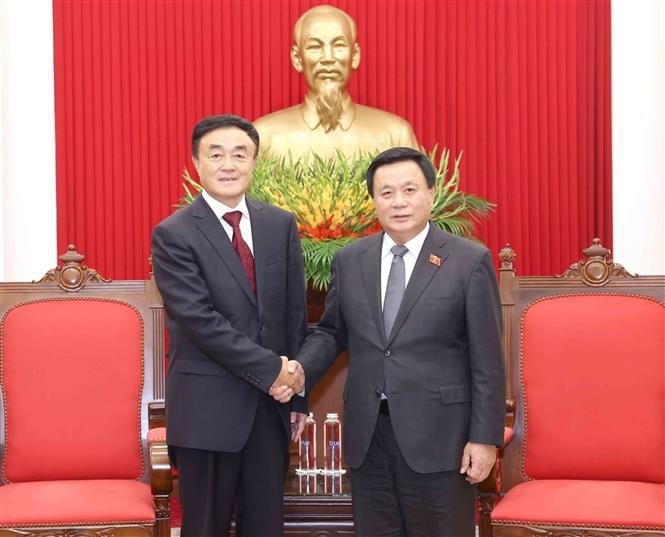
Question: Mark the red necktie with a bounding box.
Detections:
[222,211,256,294]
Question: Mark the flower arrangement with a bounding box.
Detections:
[179,148,493,290]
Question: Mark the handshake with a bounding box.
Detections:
[269,356,305,403]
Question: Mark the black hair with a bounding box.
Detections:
[191,114,260,158]
[366,147,436,196]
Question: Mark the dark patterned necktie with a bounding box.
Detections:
[222,211,256,294]
[383,244,409,338]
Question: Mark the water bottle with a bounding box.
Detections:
[298,412,317,473]
[324,412,342,473]
[299,472,318,494]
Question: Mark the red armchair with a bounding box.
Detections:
[479,239,665,537]
[0,245,171,537]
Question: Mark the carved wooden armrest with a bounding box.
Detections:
[149,432,171,495]
[149,427,172,525]
[504,398,516,429]
[147,399,171,525]
[478,453,502,495]
[478,398,516,495]
[149,400,166,429]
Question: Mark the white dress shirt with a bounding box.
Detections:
[201,191,254,254]
[380,223,430,309]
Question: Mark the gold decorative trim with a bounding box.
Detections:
[555,239,637,287]
[518,292,665,481]
[33,245,110,292]
[0,297,145,484]
[0,521,154,529]
[0,524,154,536]
[493,519,665,533]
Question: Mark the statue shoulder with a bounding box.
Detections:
[254,105,303,134]
[355,105,418,148]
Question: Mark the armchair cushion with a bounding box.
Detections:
[521,295,664,482]
[0,480,155,527]
[491,479,665,530]
[2,299,144,481]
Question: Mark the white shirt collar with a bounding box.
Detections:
[201,191,250,222]
[381,222,430,260]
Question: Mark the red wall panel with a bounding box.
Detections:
[53,0,611,278]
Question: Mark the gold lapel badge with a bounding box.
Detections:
[429,254,441,266]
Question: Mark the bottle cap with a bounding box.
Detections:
[326,412,338,419]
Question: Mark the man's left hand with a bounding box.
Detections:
[459,442,496,484]
[290,412,307,442]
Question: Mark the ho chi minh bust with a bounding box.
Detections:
[253,5,419,160]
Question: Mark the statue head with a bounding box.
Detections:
[290,5,361,132]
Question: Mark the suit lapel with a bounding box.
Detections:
[359,233,386,345]
[191,195,257,306]
[386,225,450,345]
[247,198,267,317]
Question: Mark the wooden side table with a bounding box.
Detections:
[283,473,354,537]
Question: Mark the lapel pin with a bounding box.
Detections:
[429,254,441,266]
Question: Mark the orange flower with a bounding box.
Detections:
[299,217,361,240]
[298,215,382,241]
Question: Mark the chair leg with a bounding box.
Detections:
[477,492,495,537]
[154,494,171,537]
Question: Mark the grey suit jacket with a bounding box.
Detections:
[151,195,307,452]
[298,225,505,473]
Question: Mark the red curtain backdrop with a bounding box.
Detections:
[53,0,611,279]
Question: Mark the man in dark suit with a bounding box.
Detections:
[272,147,505,536]
[152,114,307,537]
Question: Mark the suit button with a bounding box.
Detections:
[374,389,381,397]
[384,350,391,357]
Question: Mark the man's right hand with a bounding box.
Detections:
[269,356,304,403]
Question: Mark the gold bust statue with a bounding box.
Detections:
[253,5,419,160]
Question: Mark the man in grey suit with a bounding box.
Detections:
[152,115,306,536]
[272,147,505,536]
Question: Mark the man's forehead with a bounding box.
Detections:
[200,128,256,151]
[377,176,423,187]
[375,163,428,185]
[202,127,252,143]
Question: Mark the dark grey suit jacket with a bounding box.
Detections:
[151,195,307,452]
[298,225,505,473]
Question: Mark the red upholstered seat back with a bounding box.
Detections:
[1,299,144,482]
[521,294,664,483]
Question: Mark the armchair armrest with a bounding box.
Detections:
[477,399,515,537]
[504,398,516,429]
[149,400,166,429]
[149,428,172,536]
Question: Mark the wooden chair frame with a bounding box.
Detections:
[479,238,665,537]
[0,245,172,537]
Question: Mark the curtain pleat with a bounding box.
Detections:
[53,0,612,278]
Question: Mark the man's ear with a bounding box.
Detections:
[191,154,200,171]
[351,43,361,70]
[291,46,303,73]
